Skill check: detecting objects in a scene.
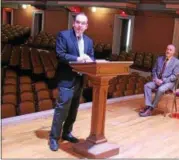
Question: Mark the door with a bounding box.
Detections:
[112,15,122,55]
[112,14,135,54]
[68,12,77,29]
[32,11,44,37]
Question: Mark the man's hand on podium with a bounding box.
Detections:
[77,54,93,63]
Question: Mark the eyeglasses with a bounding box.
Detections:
[75,20,87,25]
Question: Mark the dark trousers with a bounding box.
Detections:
[50,76,83,140]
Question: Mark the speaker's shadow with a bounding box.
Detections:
[34,129,85,158]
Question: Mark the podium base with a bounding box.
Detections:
[73,141,119,158]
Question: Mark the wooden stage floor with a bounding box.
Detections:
[1,96,179,158]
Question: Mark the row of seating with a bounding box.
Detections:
[1,67,151,118]
[94,43,112,59]
[110,74,150,97]
[2,24,30,44]
[1,44,58,79]
[1,69,58,118]
[27,31,56,49]
[109,51,164,72]
[83,72,151,102]
[26,31,112,59]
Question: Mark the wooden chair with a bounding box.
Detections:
[154,74,179,116]
[170,74,179,115]
[140,76,179,117]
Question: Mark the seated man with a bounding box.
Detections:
[139,44,179,117]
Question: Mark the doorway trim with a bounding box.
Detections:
[68,12,77,29]
[2,8,14,25]
[31,10,45,37]
[172,18,179,55]
[112,14,135,55]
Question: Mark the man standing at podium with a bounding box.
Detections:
[139,44,179,117]
[49,13,94,151]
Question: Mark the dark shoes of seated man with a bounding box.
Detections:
[49,133,79,151]
[139,106,154,117]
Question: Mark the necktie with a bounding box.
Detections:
[77,36,84,57]
[159,58,169,79]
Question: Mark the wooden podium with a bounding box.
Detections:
[70,60,133,158]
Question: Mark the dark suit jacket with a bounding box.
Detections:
[55,29,94,88]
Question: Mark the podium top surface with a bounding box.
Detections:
[70,60,133,64]
[70,60,133,77]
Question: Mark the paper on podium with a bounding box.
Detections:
[69,59,109,64]
[70,59,133,64]
[95,59,109,63]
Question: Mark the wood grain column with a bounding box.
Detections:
[86,76,111,144]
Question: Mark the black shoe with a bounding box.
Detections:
[62,133,79,143]
[49,138,59,151]
[139,107,154,117]
[139,106,150,114]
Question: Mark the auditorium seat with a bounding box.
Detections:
[108,85,116,97]
[116,83,126,91]
[1,67,5,86]
[5,69,17,78]
[1,104,16,118]
[135,88,144,94]
[143,53,153,70]
[126,52,136,61]
[51,88,58,100]
[95,44,103,59]
[137,76,147,83]
[4,77,17,85]
[124,90,134,96]
[34,81,48,92]
[37,89,51,101]
[19,76,32,84]
[133,53,144,68]
[20,91,35,102]
[136,82,145,89]
[40,52,55,79]
[9,46,21,67]
[49,51,58,69]
[108,54,119,61]
[19,101,36,115]
[2,93,17,106]
[118,54,126,61]
[3,84,17,94]
[126,83,135,90]
[21,46,31,71]
[30,49,44,75]
[20,84,33,93]
[1,44,12,66]
[27,32,56,49]
[1,24,30,45]
[38,99,53,111]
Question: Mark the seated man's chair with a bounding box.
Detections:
[147,74,179,117]
[170,74,179,115]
